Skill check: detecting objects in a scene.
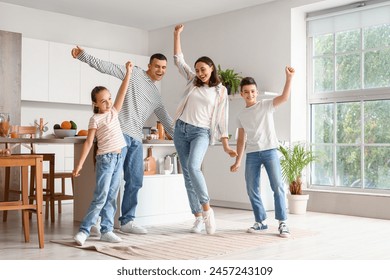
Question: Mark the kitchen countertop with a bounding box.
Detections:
[0,135,86,144]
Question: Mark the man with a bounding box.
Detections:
[72,46,173,234]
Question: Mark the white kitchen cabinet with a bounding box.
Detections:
[48,41,80,104]
[21,38,49,101]
[203,145,275,211]
[80,48,110,105]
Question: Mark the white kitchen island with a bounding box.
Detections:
[73,140,192,227]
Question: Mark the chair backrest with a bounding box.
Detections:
[18,126,37,138]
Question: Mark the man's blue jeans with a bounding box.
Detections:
[119,134,143,226]
[245,148,287,222]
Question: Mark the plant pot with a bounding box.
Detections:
[287,193,309,214]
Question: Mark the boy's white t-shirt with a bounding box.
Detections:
[236,100,279,153]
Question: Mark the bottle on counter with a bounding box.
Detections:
[157,121,165,140]
[144,146,156,175]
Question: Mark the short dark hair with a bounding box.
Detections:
[149,53,167,64]
[193,56,221,87]
[240,77,257,91]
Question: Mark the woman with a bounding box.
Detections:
[173,24,237,234]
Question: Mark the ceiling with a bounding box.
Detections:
[0,0,276,30]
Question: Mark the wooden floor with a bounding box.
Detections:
[1,203,390,260]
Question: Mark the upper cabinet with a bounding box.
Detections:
[21,38,49,102]
[48,42,80,104]
[21,37,151,105]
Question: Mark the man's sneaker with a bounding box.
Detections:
[247,222,268,233]
[278,222,291,238]
[120,221,148,234]
[74,231,88,246]
[190,217,204,233]
[100,231,122,243]
[203,208,216,235]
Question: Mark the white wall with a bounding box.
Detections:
[0,1,149,141]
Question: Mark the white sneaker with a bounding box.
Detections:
[203,208,216,235]
[90,225,101,237]
[74,231,88,246]
[100,231,122,243]
[190,217,204,233]
[120,221,148,234]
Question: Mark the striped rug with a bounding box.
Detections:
[51,219,316,260]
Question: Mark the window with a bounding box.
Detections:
[307,2,390,192]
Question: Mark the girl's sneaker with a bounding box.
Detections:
[74,231,88,246]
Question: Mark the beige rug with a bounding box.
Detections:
[51,219,316,260]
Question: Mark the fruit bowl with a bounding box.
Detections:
[54,129,77,138]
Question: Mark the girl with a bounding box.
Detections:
[73,61,133,245]
[173,24,237,234]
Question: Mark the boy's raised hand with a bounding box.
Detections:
[71,46,83,58]
[285,66,295,79]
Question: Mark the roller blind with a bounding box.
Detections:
[307,2,390,37]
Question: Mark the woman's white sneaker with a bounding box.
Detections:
[203,208,216,235]
[190,217,204,233]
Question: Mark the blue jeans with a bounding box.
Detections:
[79,152,123,235]
[119,134,143,225]
[245,149,287,222]
[174,119,210,214]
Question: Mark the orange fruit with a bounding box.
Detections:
[61,121,72,129]
[77,129,88,136]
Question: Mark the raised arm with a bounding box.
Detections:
[174,24,183,55]
[71,45,128,81]
[113,61,133,112]
[273,66,295,108]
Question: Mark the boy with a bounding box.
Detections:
[230,66,295,238]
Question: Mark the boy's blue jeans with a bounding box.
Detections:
[245,148,287,222]
[79,152,123,235]
[174,119,210,214]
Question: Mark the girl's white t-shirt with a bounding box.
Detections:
[179,85,217,129]
[89,107,126,155]
[236,100,279,153]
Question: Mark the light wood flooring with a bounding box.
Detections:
[1,203,390,260]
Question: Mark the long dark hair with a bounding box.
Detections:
[90,86,107,166]
[193,56,221,87]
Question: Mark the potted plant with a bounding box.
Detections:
[217,65,242,95]
[278,143,316,214]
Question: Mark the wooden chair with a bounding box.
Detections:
[0,154,44,248]
[3,126,57,222]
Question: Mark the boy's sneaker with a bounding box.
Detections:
[100,231,122,243]
[74,231,88,246]
[278,222,291,238]
[120,221,148,234]
[203,208,216,235]
[247,222,268,233]
[190,217,204,233]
